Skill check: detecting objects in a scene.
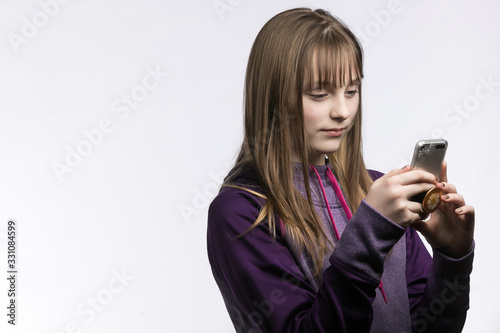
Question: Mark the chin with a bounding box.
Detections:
[310,140,343,157]
[322,144,342,154]
[315,148,340,157]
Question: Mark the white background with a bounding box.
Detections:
[0,0,498,332]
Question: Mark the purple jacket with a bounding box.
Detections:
[207,162,473,332]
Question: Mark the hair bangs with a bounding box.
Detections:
[303,32,363,92]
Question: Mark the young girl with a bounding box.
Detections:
[207,8,474,333]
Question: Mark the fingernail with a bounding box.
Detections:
[401,165,408,169]
[441,182,446,187]
[456,208,463,214]
[445,194,450,200]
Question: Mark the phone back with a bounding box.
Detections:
[410,139,448,180]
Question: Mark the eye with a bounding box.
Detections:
[345,87,359,97]
[308,93,328,100]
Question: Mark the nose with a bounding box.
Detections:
[329,95,350,121]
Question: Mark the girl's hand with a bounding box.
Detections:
[365,166,437,228]
[411,162,475,259]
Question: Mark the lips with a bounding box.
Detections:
[321,128,345,137]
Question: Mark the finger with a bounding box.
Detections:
[405,183,437,198]
[407,200,424,213]
[407,201,431,222]
[455,205,475,232]
[397,169,438,186]
[436,181,457,194]
[455,204,475,217]
[381,165,410,179]
[439,161,448,183]
[441,193,465,207]
[374,166,410,185]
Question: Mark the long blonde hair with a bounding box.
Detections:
[226,8,373,275]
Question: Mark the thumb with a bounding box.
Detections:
[439,161,448,183]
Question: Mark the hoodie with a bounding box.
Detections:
[207,162,473,332]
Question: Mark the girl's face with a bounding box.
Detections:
[302,77,360,165]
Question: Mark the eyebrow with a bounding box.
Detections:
[349,79,361,86]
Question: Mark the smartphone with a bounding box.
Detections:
[410,139,448,180]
